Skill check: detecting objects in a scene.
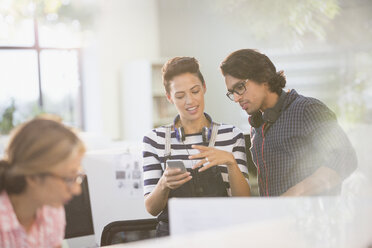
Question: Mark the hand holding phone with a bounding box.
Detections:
[163,159,191,190]
[166,159,187,173]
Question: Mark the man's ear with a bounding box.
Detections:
[262,82,270,91]
[166,93,173,104]
[203,84,207,94]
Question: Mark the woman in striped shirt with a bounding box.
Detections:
[142,57,251,236]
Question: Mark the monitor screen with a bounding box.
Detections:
[64,177,94,238]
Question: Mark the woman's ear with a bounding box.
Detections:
[203,84,207,94]
[25,175,43,188]
[166,93,173,104]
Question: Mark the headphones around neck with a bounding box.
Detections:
[248,90,287,129]
[174,113,213,144]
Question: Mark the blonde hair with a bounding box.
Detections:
[0,118,85,194]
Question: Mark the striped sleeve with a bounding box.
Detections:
[142,130,163,196]
[231,127,249,181]
[217,125,249,196]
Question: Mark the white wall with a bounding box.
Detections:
[156,0,372,133]
[121,61,153,142]
[157,0,259,132]
[83,0,160,139]
[83,0,372,138]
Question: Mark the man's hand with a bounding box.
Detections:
[281,166,341,196]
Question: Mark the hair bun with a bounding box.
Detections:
[0,160,11,191]
[0,159,10,168]
[276,70,287,88]
[267,71,287,94]
[0,160,11,175]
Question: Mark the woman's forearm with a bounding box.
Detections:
[144,176,170,216]
[227,162,251,196]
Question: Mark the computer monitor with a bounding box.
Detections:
[64,177,94,238]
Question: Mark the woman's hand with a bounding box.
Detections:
[161,167,192,190]
[188,145,236,172]
[144,166,191,216]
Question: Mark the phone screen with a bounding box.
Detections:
[166,159,187,173]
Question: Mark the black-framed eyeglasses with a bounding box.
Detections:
[226,79,248,101]
[40,172,86,187]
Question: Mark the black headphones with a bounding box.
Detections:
[174,113,213,143]
[248,90,287,131]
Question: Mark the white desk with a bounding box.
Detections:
[108,219,310,248]
[107,196,372,248]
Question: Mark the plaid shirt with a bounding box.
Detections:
[0,191,66,248]
[250,90,357,196]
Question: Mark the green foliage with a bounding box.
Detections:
[288,0,340,39]
[31,103,46,117]
[0,99,16,135]
[322,51,372,124]
[214,0,372,124]
[0,0,97,29]
[338,51,372,123]
[213,0,340,47]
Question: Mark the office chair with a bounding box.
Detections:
[100,218,158,246]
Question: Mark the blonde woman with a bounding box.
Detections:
[0,118,86,248]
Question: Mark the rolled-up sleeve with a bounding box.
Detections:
[303,102,357,179]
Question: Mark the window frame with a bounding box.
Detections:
[0,18,85,129]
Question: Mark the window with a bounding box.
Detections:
[0,18,83,130]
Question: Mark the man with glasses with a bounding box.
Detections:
[219,48,357,196]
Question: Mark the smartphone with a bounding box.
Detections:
[166,159,187,173]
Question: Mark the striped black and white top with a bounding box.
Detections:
[142,123,249,196]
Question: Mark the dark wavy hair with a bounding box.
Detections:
[220,49,286,95]
[162,57,205,94]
